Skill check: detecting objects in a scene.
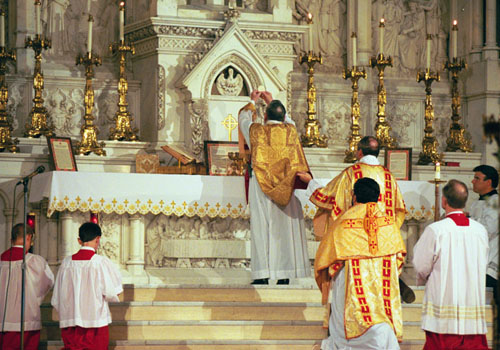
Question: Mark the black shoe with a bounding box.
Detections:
[399,278,416,303]
[277,279,289,285]
[251,278,269,285]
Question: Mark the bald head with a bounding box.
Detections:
[358,136,380,157]
[442,179,468,209]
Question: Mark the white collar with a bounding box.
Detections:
[12,245,24,248]
[80,246,96,252]
[358,155,380,165]
[266,120,282,125]
[446,210,465,216]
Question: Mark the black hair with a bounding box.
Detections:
[265,100,286,122]
[473,164,499,188]
[443,179,468,209]
[11,223,34,241]
[353,177,380,204]
[79,222,102,243]
[358,136,380,157]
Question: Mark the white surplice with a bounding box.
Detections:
[51,247,123,328]
[320,268,400,350]
[239,106,310,280]
[0,246,54,331]
[470,193,499,280]
[413,213,488,334]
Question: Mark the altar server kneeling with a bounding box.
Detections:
[52,222,123,350]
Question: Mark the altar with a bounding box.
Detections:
[25,170,440,283]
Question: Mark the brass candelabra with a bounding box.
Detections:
[444,58,472,152]
[228,151,246,176]
[416,69,441,165]
[299,51,328,148]
[74,52,106,156]
[108,40,138,141]
[24,34,54,138]
[369,53,397,149]
[0,45,18,153]
[343,66,367,163]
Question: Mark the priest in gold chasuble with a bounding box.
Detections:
[314,178,406,350]
[238,91,311,284]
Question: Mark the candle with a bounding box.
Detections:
[87,15,93,53]
[351,32,357,67]
[0,11,5,48]
[379,18,385,54]
[426,34,432,69]
[119,2,125,42]
[435,162,441,180]
[307,12,313,52]
[87,0,91,13]
[35,0,41,35]
[452,20,458,59]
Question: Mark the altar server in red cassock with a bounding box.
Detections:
[0,223,54,350]
[51,222,123,350]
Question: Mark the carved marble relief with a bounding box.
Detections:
[6,83,24,133]
[99,213,121,263]
[214,67,246,96]
[188,99,209,157]
[158,65,166,131]
[43,88,85,137]
[385,100,420,147]
[320,98,352,146]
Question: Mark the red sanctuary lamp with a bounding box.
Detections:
[27,212,36,232]
[90,212,99,224]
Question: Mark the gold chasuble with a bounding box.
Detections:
[310,163,406,240]
[249,119,309,207]
[314,203,406,341]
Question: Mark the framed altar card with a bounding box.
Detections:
[47,137,78,171]
[385,148,412,181]
[204,141,239,176]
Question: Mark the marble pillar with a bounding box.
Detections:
[483,0,499,60]
[357,0,371,66]
[127,214,145,275]
[2,208,17,251]
[403,219,420,280]
[346,0,355,67]
[59,212,74,260]
[470,0,483,62]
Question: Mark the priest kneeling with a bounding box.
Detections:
[51,222,123,350]
[314,178,406,350]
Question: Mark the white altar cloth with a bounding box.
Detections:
[30,172,437,220]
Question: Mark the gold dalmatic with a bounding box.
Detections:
[310,163,406,240]
[249,120,309,206]
[314,203,406,340]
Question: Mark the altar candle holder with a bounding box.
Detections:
[416,68,441,165]
[74,51,106,156]
[0,35,19,152]
[298,15,327,148]
[444,57,472,152]
[369,53,397,149]
[343,65,367,163]
[24,17,54,138]
[428,178,446,222]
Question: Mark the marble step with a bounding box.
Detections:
[41,301,494,323]
[40,339,428,350]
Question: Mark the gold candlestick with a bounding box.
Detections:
[343,66,367,163]
[228,151,246,176]
[299,51,328,148]
[416,69,441,165]
[24,33,54,138]
[444,58,472,152]
[74,52,106,156]
[108,40,138,141]
[369,53,398,149]
[0,44,19,153]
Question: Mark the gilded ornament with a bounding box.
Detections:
[0,42,18,152]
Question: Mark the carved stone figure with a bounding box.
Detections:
[41,0,70,56]
[374,0,404,72]
[215,68,244,96]
[317,0,346,66]
[398,1,425,73]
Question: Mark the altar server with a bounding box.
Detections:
[413,180,489,350]
[238,90,311,284]
[0,223,54,350]
[314,178,406,349]
[52,222,123,350]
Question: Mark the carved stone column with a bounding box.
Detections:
[403,219,420,281]
[59,212,74,261]
[357,0,371,67]
[483,0,499,60]
[470,0,483,62]
[2,208,17,252]
[346,0,355,67]
[41,201,58,266]
[127,214,145,275]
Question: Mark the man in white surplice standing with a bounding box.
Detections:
[238,90,311,285]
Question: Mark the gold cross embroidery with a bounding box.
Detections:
[222,114,238,141]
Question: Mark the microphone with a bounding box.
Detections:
[20,165,45,182]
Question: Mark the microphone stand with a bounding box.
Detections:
[19,177,29,350]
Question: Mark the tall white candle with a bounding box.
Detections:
[307,12,313,52]
[379,18,385,54]
[452,20,458,59]
[87,0,91,13]
[87,15,93,53]
[0,11,5,48]
[351,32,357,67]
[119,2,125,42]
[35,1,41,35]
[426,34,431,69]
[435,162,441,180]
